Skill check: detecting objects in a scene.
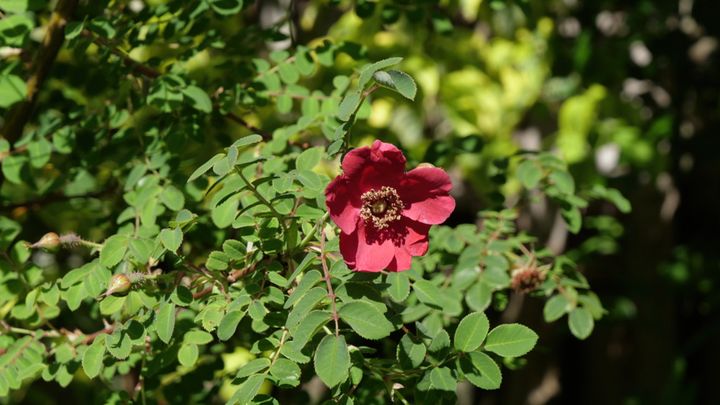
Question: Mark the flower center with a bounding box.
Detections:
[360,186,404,230]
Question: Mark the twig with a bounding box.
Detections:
[270,328,289,365]
[320,227,339,336]
[82,30,273,140]
[236,168,288,237]
[295,212,330,253]
[1,0,79,144]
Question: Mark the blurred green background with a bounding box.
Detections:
[2,0,720,403]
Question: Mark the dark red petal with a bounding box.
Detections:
[400,166,456,225]
[386,218,430,272]
[403,218,431,256]
[352,221,398,272]
[341,140,406,191]
[339,229,358,270]
[325,175,361,234]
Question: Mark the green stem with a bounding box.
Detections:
[270,328,289,365]
[320,228,340,336]
[237,168,288,232]
[295,212,329,253]
[80,239,103,250]
[340,84,379,155]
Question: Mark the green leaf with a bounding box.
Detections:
[296,147,323,171]
[459,351,502,390]
[288,310,330,348]
[217,310,246,341]
[373,70,417,100]
[428,329,451,355]
[562,206,582,234]
[454,312,490,352]
[397,334,426,369]
[296,170,325,192]
[159,227,183,252]
[99,295,126,315]
[358,57,403,87]
[484,324,538,358]
[338,301,394,340]
[161,185,185,211]
[544,295,570,322]
[568,307,594,340]
[286,287,326,329]
[65,20,84,39]
[184,329,214,345]
[314,335,350,388]
[182,85,212,113]
[100,235,129,267]
[227,374,265,405]
[387,272,410,303]
[517,160,543,189]
[178,343,199,367]
[466,281,493,312]
[413,279,442,307]
[337,90,361,121]
[277,94,293,113]
[1,154,26,185]
[235,358,270,379]
[0,74,27,108]
[285,269,322,308]
[429,367,456,392]
[230,134,263,149]
[269,358,301,387]
[210,0,243,16]
[188,153,225,183]
[28,138,52,168]
[550,171,575,195]
[156,301,176,344]
[278,62,299,84]
[106,329,132,359]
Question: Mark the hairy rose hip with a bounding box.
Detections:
[325,140,455,272]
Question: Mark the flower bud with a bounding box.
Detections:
[31,232,61,252]
[104,274,132,297]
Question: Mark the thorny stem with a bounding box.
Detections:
[320,228,340,337]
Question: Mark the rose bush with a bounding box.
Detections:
[0,1,629,404]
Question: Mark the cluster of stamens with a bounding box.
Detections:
[359,186,404,230]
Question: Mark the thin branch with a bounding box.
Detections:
[82,30,273,140]
[1,0,79,144]
[270,328,289,365]
[320,227,339,336]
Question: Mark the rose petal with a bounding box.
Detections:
[387,219,430,272]
[339,228,358,269]
[403,218,431,256]
[341,140,406,191]
[325,175,361,234]
[400,166,455,225]
[340,221,397,272]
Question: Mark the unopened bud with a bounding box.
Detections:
[103,274,132,297]
[30,232,61,252]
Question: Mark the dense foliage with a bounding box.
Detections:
[2,0,718,404]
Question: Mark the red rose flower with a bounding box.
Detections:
[325,141,455,272]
